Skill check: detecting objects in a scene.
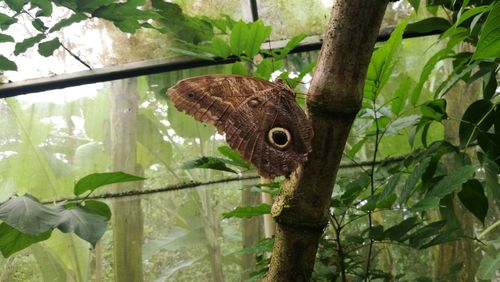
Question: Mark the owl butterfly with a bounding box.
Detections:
[166,74,313,178]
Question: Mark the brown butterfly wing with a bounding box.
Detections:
[166,74,313,178]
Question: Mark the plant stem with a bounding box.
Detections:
[364,102,381,281]
[329,213,347,282]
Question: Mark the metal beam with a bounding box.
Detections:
[0,29,441,98]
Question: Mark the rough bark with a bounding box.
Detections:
[265,1,390,281]
[110,78,145,282]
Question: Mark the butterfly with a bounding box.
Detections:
[166,74,313,178]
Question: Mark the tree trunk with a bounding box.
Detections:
[110,78,144,282]
[265,1,389,281]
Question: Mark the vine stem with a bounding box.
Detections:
[329,213,347,282]
[364,101,381,281]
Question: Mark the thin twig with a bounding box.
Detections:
[329,213,347,282]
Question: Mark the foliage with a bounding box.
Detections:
[0,171,143,257]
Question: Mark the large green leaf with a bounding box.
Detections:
[457,179,488,224]
[82,200,111,220]
[230,20,249,56]
[406,17,451,34]
[0,12,17,29]
[459,99,496,148]
[0,195,60,234]
[473,1,500,60]
[0,33,14,43]
[0,223,52,257]
[222,203,271,219]
[410,196,440,212]
[426,165,476,199]
[245,20,271,58]
[31,244,68,282]
[31,0,53,17]
[383,216,419,241]
[74,172,145,196]
[56,206,107,246]
[407,220,447,248]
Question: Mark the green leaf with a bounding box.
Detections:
[459,100,495,148]
[426,165,476,199]
[31,0,53,17]
[0,195,60,234]
[0,223,52,257]
[457,179,488,224]
[0,55,17,71]
[408,220,447,248]
[31,18,47,32]
[14,34,46,55]
[210,37,232,58]
[419,228,459,249]
[275,33,306,60]
[5,0,25,12]
[231,62,249,75]
[341,174,371,205]
[217,146,250,169]
[230,20,249,56]
[181,156,238,174]
[482,70,497,100]
[38,38,61,57]
[222,203,271,219]
[399,157,431,203]
[82,200,111,220]
[56,206,107,246]
[408,0,420,11]
[245,20,271,58]
[391,77,412,115]
[254,58,283,80]
[0,33,14,43]
[365,21,407,100]
[476,253,500,280]
[74,172,145,196]
[383,216,419,241]
[0,12,17,30]
[410,196,440,212]
[167,47,214,61]
[420,99,447,121]
[473,1,500,60]
[49,13,88,32]
[406,17,451,34]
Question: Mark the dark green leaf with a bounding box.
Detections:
[473,1,500,60]
[459,99,495,148]
[241,237,274,254]
[56,206,107,246]
[181,156,238,173]
[254,58,282,80]
[14,34,46,55]
[341,174,371,205]
[38,38,61,57]
[0,223,52,258]
[482,70,497,100]
[0,55,17,71]
[82,200,111,220]
[406,17,451,34]
[383,216,419,241]
[210,37,231,58]
[222,203,271,219]
[457,179,488,224]
[217,146,250,169]
[368,225,385,240]
[420,99,447,121]
[76,0,115,12]
[0,33,14,43]
[426,165,476,198]
[5,0,25,12]
[49,13,88,32]
[399,157,431,203]
[408,0,420,11]
[410,196,440,212]
[31,18,47,32]
[74,172,145,196]
[419,228,459,249]
[0,195,60,234]
[31,0,53,17]
[391,77,412,115]
[408,220,447,248]
[0,12,17,29]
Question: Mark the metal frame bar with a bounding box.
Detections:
[0,29,441,98]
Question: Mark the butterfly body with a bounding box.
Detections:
[166,74,313,178]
